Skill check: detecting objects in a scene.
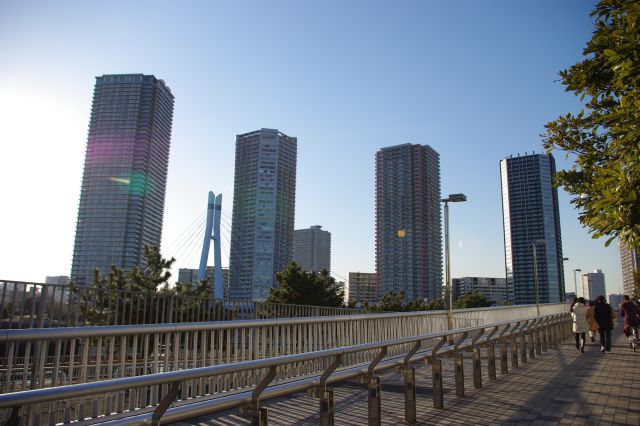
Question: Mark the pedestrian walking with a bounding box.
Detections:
[571,297,589,352]
[594,295,614,353]
[586,301,598,342]
[569,296,578,313]
[619,295,640,337]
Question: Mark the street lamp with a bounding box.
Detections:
[442,193,467,330]
[573,268,582,298]
[532,240,546,317]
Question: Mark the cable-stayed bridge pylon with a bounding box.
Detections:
[198,191,224,300]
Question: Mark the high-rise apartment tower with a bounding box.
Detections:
[375,143,442,300]
[619,243,639,296]
[293,225,331,272]
[229,129,297,301]
[581,269,606,301]
[500,153,565,304]
[71,74,174,286]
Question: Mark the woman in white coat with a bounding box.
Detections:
[572,297,589,353]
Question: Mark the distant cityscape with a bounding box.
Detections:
[36,73,639,305]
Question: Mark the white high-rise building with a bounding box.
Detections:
[581,269,606,301]
[229,129,297,301]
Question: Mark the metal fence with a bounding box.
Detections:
[0,303,566,397]
[0,312,572,425]
[0,280,363,328]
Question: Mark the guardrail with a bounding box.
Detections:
[0,303,566,397]
[0,280,363,328]
[0,312,572,425]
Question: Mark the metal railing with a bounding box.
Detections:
[0,312,572,425]
[0,303,566,396]
[0,280,363,328]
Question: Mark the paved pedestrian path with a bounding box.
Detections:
[179,325,639,425]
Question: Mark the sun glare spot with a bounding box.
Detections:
[110,177,130,185]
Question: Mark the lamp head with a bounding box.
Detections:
[442,193,467,203]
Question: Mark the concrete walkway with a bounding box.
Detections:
[179,324,640,425]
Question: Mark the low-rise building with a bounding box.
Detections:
[347,272,377,304]
[452,277,507,305]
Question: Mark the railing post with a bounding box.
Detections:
[510,322,520,369]
[365,347,387,426]
[535,319,543,355]
[554,317,562,345]
[401,341,421,424]
[470,328,484,389]
[151,381,181,426]
[426,336,447,409]
[498,324,511,375]
[541,318,549,352]
[549,318,557,348]
[484,325,499,381]
[239,366,277,425]
[487,340,497,380]
[403,367,417,424]
[519,322,528,364]
[528,329,535,359]
[308,354,341,426]
[451,331,468,398]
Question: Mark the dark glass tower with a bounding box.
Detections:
[229,128,297,301]
[71,74,174,287]
[375,143,442,301]
[500,153,565,304]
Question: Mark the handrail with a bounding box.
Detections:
[0,303,567,342]
[0,313,569,410]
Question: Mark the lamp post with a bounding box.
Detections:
[442,193,467,330]
[573,268,582,298]
[532,239,545,317]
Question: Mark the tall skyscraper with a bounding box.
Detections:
[375,143,442,301]
[229,128,297,301]
[619,242,639,296]
[71,74,174,287]
[293,225,331,272]
[581,269,606,301]
[500,153,565,304]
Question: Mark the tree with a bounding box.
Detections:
[542,0,640,249]
[264,263,344,307]
[453,291,492,309]
[365,290,445,312]
[129,245,176,292]
[70,245,205,325]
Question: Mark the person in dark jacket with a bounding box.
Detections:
[594,295,614,353]
[619,295,640,337]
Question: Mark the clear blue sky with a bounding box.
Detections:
[0,0,622,295]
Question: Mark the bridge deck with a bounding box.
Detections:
[178,326,639,425]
